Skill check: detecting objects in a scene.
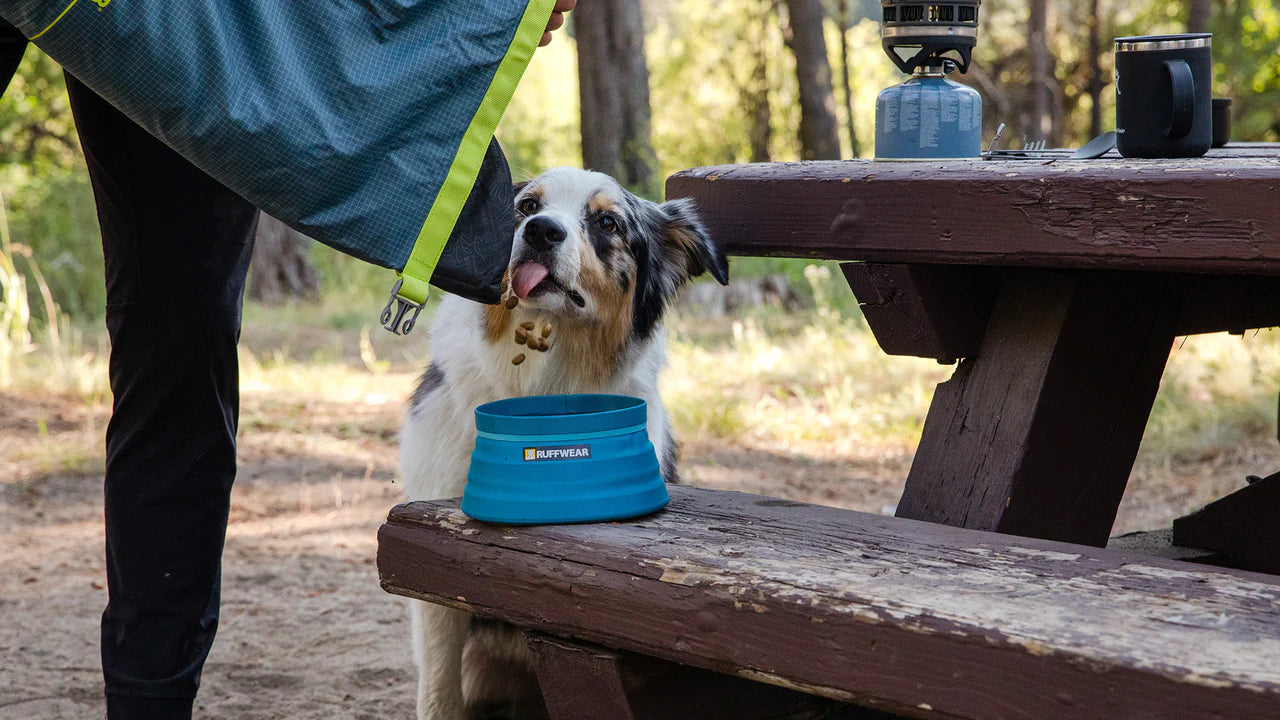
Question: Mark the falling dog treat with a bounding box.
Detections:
[520,321,535,331]
[541,324,552,338]
[514,328,528,344]
[505,295,519,310]
[536,338,550,352]
[526,335,540,350]
[511,353,526,366]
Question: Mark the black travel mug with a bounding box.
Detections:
[1115,34,1212,158]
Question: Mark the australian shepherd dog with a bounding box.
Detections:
[398,167,729,719]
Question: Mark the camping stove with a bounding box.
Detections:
[874,1,983,160]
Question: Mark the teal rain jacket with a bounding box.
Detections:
[1,0,554,333]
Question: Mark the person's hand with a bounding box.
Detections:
[540,0,577,47]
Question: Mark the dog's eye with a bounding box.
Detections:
[517,198,539,216]
[599,214,621,233]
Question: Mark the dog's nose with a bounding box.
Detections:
[524,216,566,251]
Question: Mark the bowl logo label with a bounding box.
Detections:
[522,444,592,462]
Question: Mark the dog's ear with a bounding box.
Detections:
[659,198,730,286]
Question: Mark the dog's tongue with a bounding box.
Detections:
[512,262,550,299]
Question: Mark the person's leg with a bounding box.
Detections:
[0,19,27,95]
[64,73,259,720]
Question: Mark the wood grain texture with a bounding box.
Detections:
[526,635,636,720]
[838,266,1280,361]
[840,263,997,362]
[1173,474,1280,575]
[525,634,877,720]
[666,147,1280,274]
[378,486,1280,720]
[1172,275,1280,335]
[897,272,1178,546]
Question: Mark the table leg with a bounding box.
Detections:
[525,632,896,719]
[526,634,636,720]
[896,271,1179,547]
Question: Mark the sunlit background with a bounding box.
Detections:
[3,0,1279,521]
[4,2,1280,714]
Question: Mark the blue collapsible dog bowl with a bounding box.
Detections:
[462,394,669,525]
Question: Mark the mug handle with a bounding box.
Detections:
[1164,59,1195,139]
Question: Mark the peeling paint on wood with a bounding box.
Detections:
[666,146,1280,275]
[378,486,1280,720]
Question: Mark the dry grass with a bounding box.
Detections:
[665,312,945,459]
[4,267,1279,504]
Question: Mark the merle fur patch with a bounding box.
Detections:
[411,363,445,408]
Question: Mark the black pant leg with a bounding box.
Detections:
[0,19,27,95]
[63,73,259,720]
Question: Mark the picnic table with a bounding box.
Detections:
[378,147,1280,719]
[667,144,1280,553]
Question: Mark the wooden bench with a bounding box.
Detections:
[378,485,1280,720]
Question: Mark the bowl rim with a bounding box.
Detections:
[475,394,647,436]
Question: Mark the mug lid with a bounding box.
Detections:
[1116,33,1211,52]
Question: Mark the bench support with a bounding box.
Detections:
[526,635,635,720]
[525,634,885,720]
[841,263,997,364]
[897,271,1179,546]
[1172,472,1280,575]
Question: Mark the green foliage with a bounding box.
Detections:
[1,48,103,324]
[0,49,80,169]
[497,37,584,182]
[1210,0,1280,140]
[0,164,102,321]
[4,0,1280,329]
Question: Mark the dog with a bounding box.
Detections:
[398,167,729,720]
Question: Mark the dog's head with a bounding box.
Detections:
[508,167,729,340]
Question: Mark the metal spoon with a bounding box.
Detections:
[1071,130,1117,159]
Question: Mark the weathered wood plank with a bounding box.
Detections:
[1172,474,1280,575]
[666,150,1280,274]
[897,272,1178,546]
[840,263,997,363]
[837,266,1280,362]
[525,634,881,720]
[1173,275,1280,335]
[378,486,1280,720]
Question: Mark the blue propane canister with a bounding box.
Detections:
[875,70,983,161]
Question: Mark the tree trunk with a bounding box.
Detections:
[249,213,319,304]
[743,0,773,163]
[1087,0,1104,138]
[837,0,861,157]
[782,0,842,160]
[1027,0,1056,144]
[575,0,657,194]
[1188,0,1211,32]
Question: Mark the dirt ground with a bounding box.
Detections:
[1,387,1274,719]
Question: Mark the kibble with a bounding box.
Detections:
[512,353,526,366]
[541,324,553,338]
[526,335,540,350]
[536,339,550,352]
[520,321,535,331]
[514,328,528,344]
[505,295,519,310]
